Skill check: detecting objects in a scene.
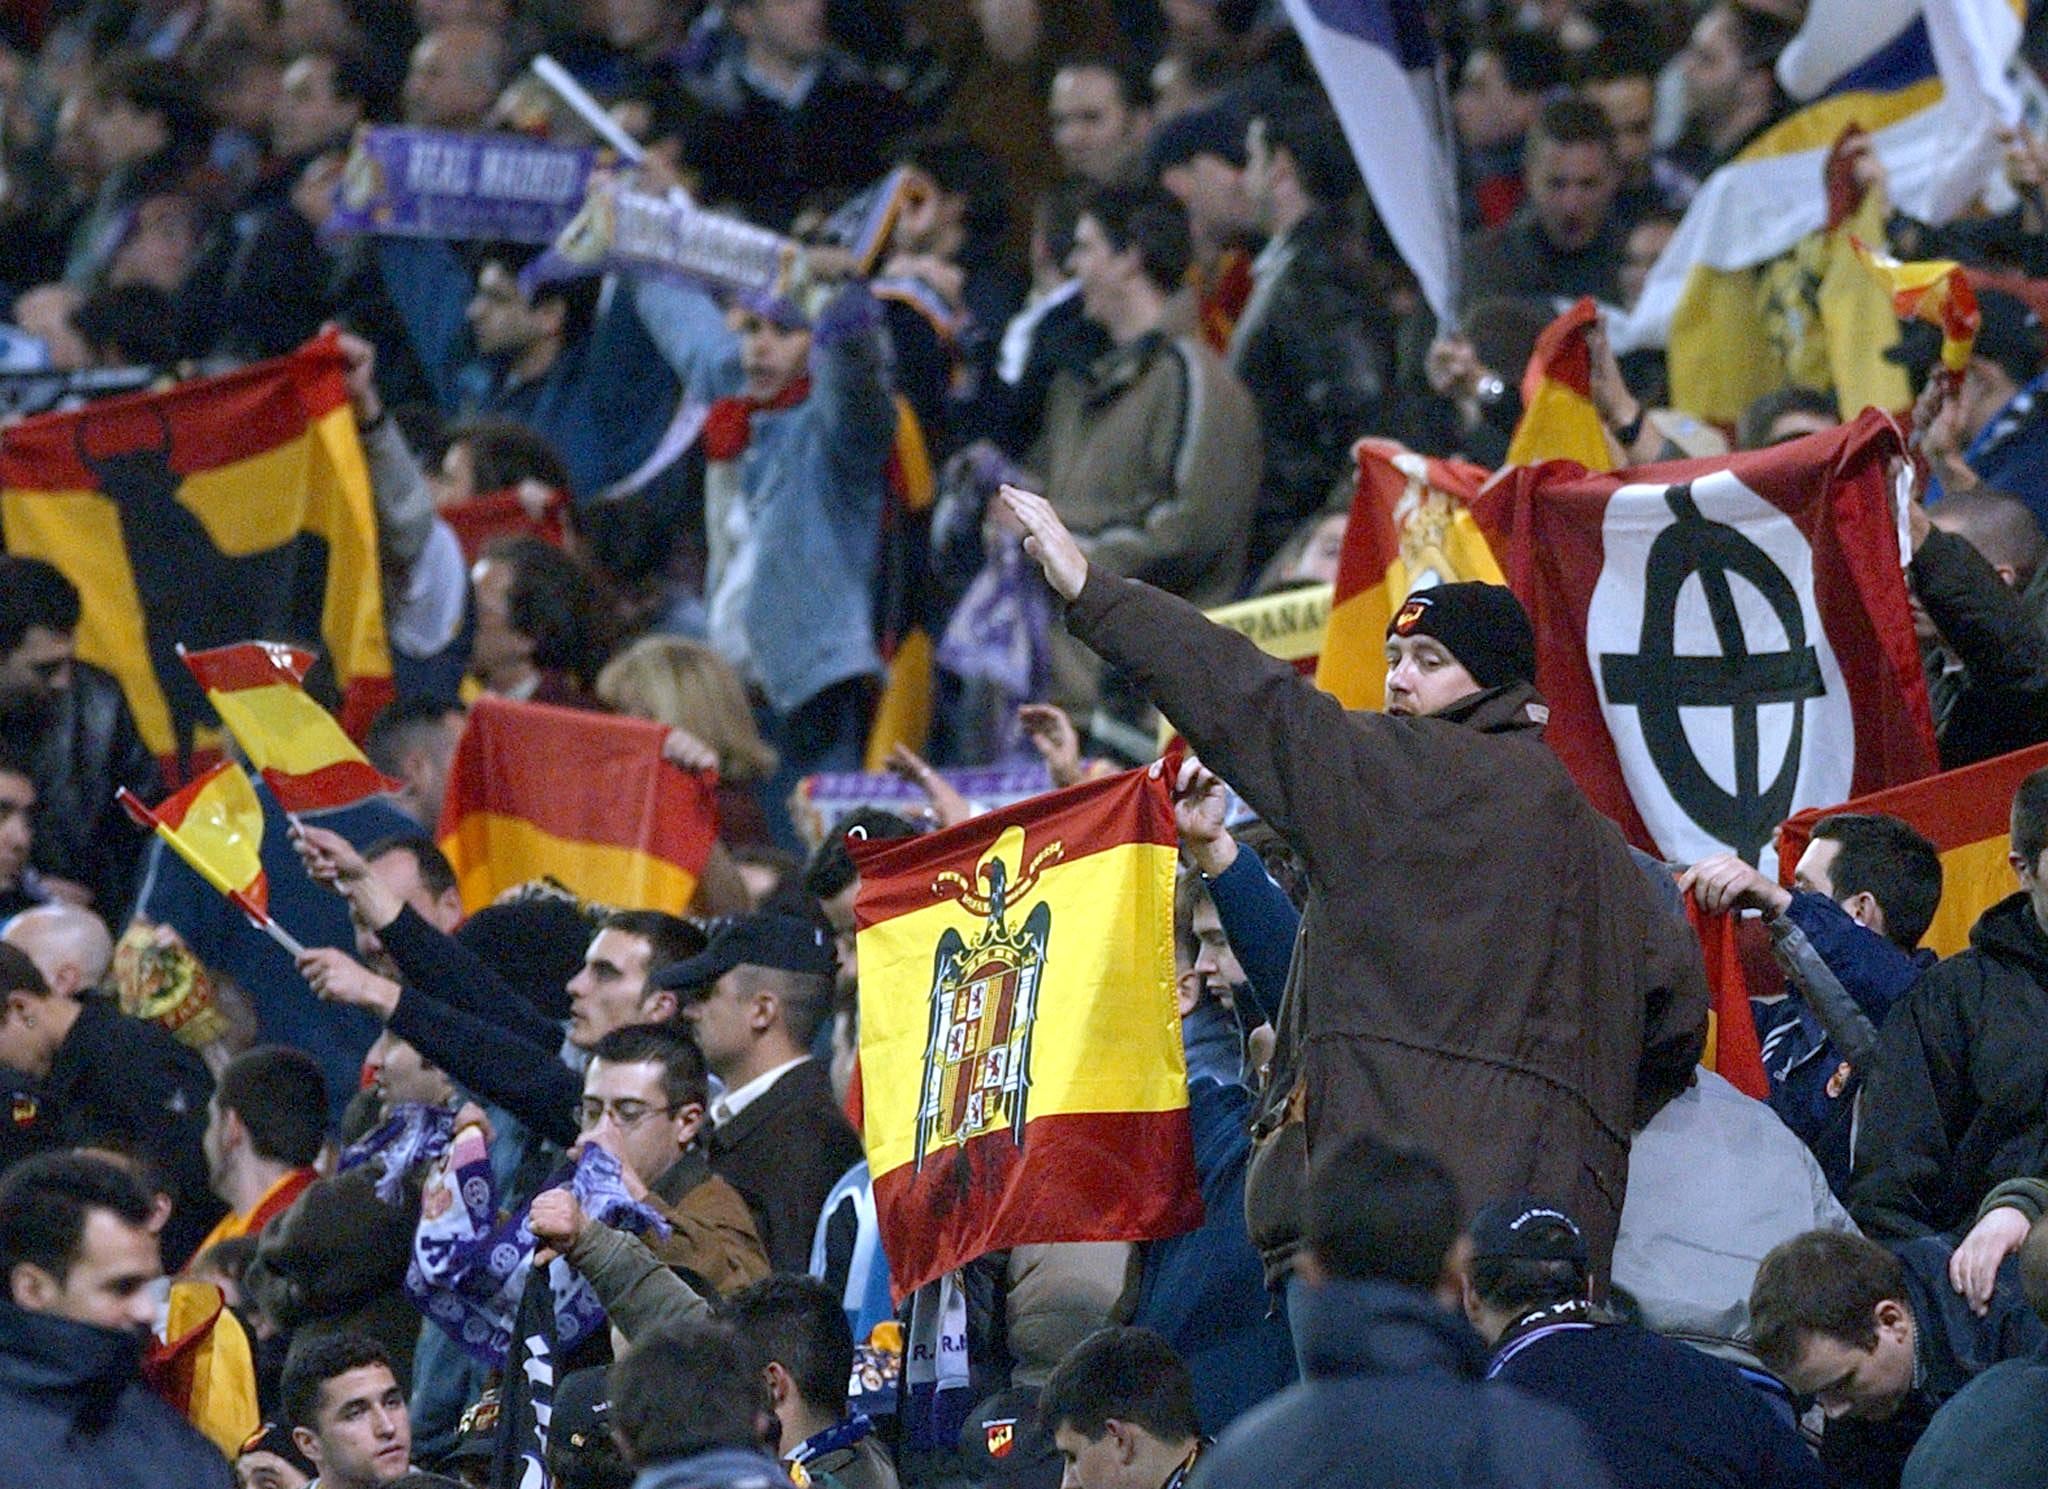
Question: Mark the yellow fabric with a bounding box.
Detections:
[206,680,377,778]
[1738,80,1944,161]
[1927,836,2015,958]
[862,629,934,772]
[161,1281,259,1458]
[1851,240,1977,372]
[1505,377,1614,471]
[152,764,266,902]
[440,809,699,914]
[1669,188,1912,426]
[1202,584,1332,663]
[859,838,1183,1180]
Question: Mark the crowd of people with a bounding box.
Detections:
[5,0,2048,1486]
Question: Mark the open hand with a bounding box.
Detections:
[1173,756,1237,877]
[1017,703,1084,787]
[998,485,1087,600]
[885,743,973,827]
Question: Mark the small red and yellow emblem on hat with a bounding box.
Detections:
[986,1421,1017,1458]
[1392,595,1432,635]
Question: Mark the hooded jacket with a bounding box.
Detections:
[1851,892,2048,1240]
[1191,1280,1614,1489]
[0,1300,231,1489]
[1064,571,1708,1280]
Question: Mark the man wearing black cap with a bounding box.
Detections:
[1001,485,1707,1286]
[1463,1197,1823,1488]
[660,912,864,1271]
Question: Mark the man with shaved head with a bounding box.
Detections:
[0,931,220,1267]
[401,22,508,131]
[1909,484,2048,766]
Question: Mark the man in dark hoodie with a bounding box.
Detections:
[0,1151,231,1488]
[1853,766,2048,1241]
[1192,1135,1613,1489]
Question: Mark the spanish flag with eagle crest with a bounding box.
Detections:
[848,762,1201,1300]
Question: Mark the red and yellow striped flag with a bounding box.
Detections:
[181,642,399,813]
[1504,297,1615,472]
[1851,238,1981,374]
[436,696,717,914]
[118,762,270,920]
[145,1281,259,1458]
[1779,741,2048,958]
[0,333,390,775]
[1314,439,1503,710]
[849,763,1201,1299]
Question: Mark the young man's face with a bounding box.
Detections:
[0,767,32,893]
[8,1207,161,1334]
[681,970,761,1080]
[1527,138,1619,253]
[1050,66,1142,182]
[733,311,812,401]
[565,929,658,1048]
[1052,1421,1147,1489]
[579,1056,701,1187]
[466,262,552,359]
[296,1363,412,1487]
[0,623,75,707]
[1383,634,1482,718]
[1777,1307,1917,1421]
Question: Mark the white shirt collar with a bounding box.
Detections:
[711,1055,811,1126]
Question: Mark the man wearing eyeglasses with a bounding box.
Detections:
[0,556,160,919]
[530,1022,770,1301]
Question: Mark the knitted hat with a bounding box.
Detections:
[454,895,599,1023]
[1387,582,1537,691]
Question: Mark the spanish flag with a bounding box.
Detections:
[0,333,390,775]
[1778,740,2048,957]
[118,761,270,921]
[182,642,400,813]
[863,397,937,770]
[1682,898,1771,1100]
[849,763,1201,1299]
[1851,238,1981,373]
[1504,298,1614,472]
[144,1281,260,1458]
[1313,439,1502,710]
[437,696,717,914]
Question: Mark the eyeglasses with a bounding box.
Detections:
[577,1097,677,1131]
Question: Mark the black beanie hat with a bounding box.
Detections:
[454,896,597,1023]
[1387,582,1537,691]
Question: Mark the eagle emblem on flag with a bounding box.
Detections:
[913,825,1061,1170]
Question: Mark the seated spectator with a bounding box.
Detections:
[0,1153,232,1489]
[281,1332,415,1488]
[1038,1327,1204,1489]
[0,555,159,917]
[193,1045,327,1257]
[1231,94,1391,577]
[0,934,219,1267]
[527,1022,769,1299]
[1462,1196,1821,1488]
[468,536,612,708]
[663,913,864,1272]
[688,0,913,231]
[1460,94,1626,312]
[725,1274,898,1489]
[608,1315,793,1488]
[1195,1134,1614,1487]
[1048,56,1153,186]
[1683,813,1941,1192]
[1750,1230,2046,1489]
[1853,766,2048,1241]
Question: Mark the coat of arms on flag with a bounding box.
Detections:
[851,764,1201,1299]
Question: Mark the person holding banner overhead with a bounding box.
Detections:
[999,483,1708,1287]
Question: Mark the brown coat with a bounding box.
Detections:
[1065,570,1707,1279]
[649,1151,772,1297]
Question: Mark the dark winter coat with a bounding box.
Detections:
[1851,893,2048,1240]
[1064,570,1708,1280]
[0,1300,231,1489]
[709,1059,864,1273]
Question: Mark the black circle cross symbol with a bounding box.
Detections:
[1599,482,1826,865]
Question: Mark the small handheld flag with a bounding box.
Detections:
[1851,238,1982,375]
[118,763,304,956]
[180,641,400,814]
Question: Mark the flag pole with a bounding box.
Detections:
[232,891,307,959]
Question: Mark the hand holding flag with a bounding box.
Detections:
[118,763,305,956]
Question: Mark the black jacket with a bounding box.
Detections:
[709,1059,863,1273]
[1192,1280,1615,1489]
[1488,1309,1822,1488]
[1909,529,2048,768]
[10,662,159,918]
[1227,208,1393,575]
[42,996,221,1270]
[0,1300,231,1489]
[1852,893,2048,1240]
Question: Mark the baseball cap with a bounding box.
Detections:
[237,1421,317,1479]
[1468,1196,1590,1269]
[1146,99,1250,177]
[648,911,836,994]
[549,1367,630,1489]
[959,1388,1062,1489]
